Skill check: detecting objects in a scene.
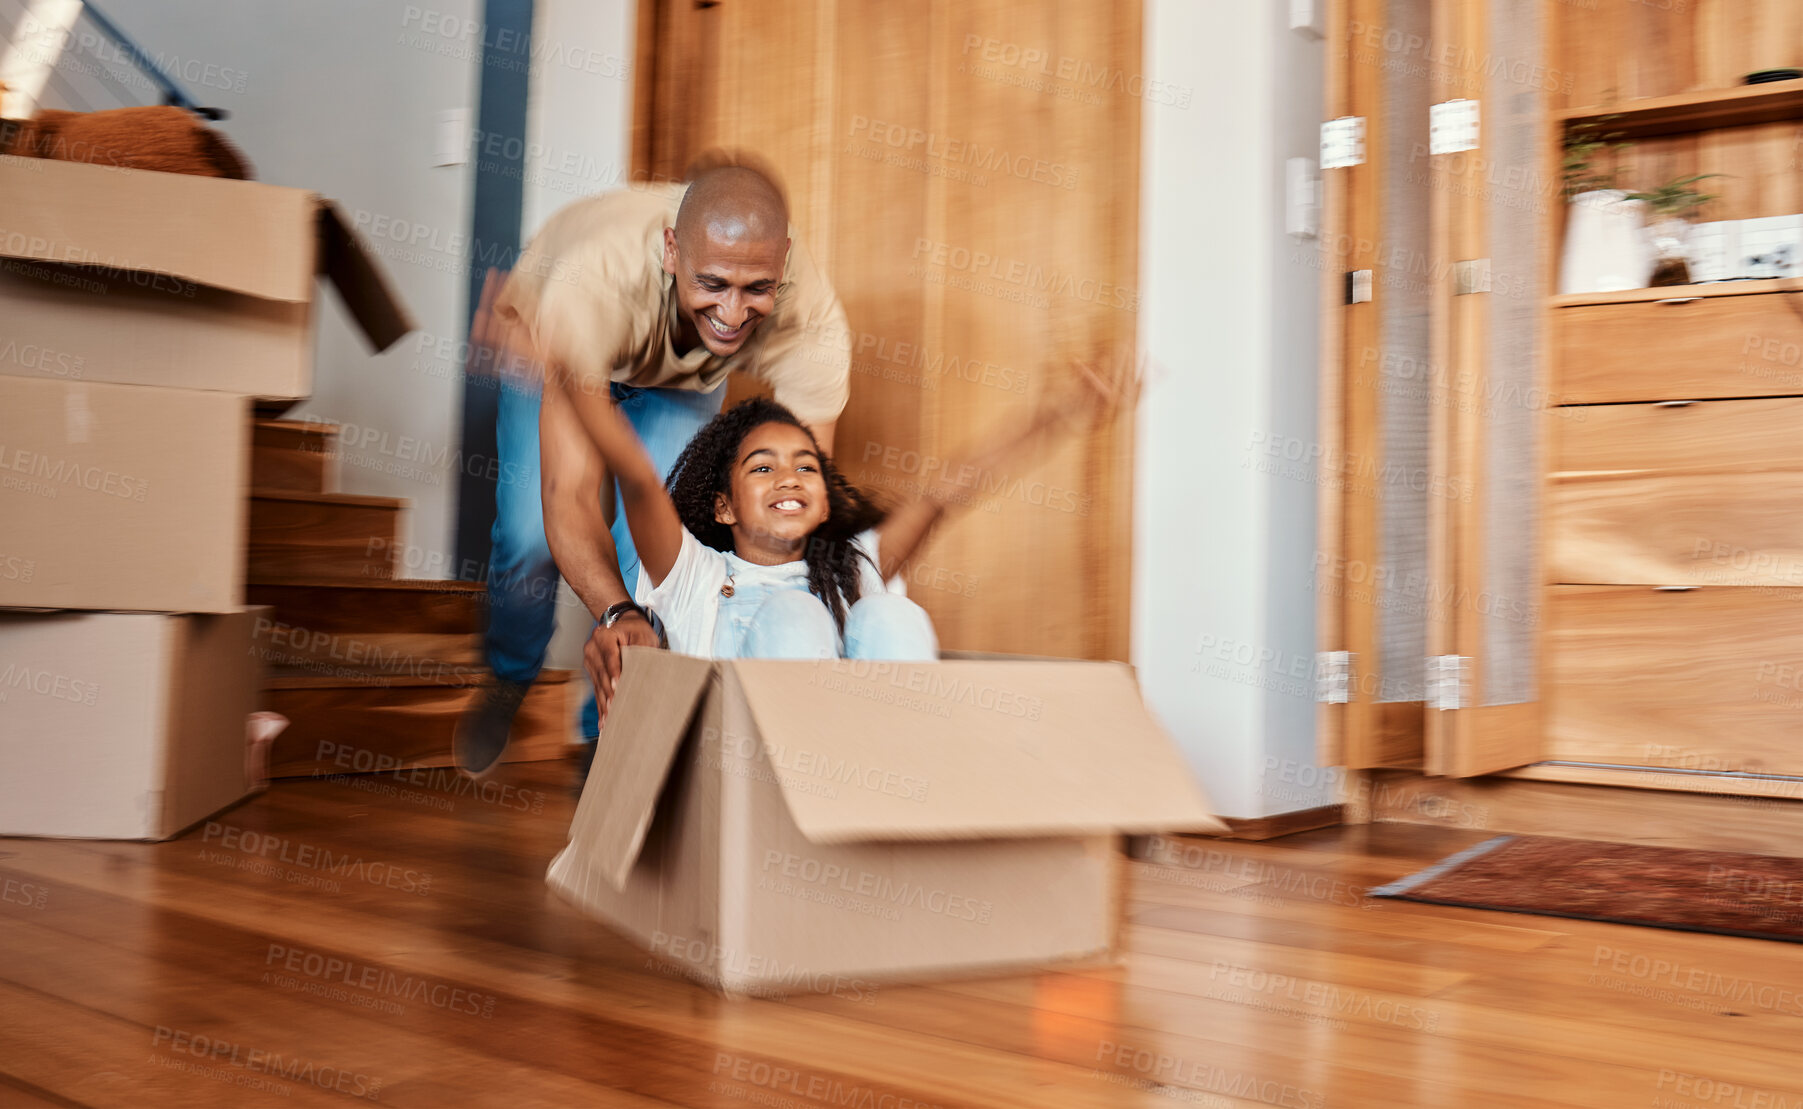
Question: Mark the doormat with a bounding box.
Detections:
[1368,835,1803,943]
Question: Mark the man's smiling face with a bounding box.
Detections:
[663,223,788,358]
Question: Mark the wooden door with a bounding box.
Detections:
[630,0,1140,660]
[1418,0,1548,776]
[1317,0,1444,770]
[1320,0,1553,776]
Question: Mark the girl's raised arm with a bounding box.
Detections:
[873,356,1136,581]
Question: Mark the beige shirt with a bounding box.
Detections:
[497,183,851,426]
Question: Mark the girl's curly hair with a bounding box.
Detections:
[665,397,886,632]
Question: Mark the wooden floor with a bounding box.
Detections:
[3,762,1801,1108]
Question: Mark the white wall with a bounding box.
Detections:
[26,0,632,576]
[1135,0,1331,818]
[520,0,635,241]
[518,0,637,672]
[29,0,482,563]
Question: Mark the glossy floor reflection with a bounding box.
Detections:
[2,761,1799,1108]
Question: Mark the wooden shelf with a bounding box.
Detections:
[1559,79,1803,139]
[1550,276,1803,308]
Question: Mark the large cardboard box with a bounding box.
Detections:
[547,649,1227,996]
[0,608,265,840]
[0,376,247,613]
[0,156,412,400]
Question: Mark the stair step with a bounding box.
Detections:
[247,578,486,637]
[252,419,337,494]
[253,419,340,451]
[248,489,404,582]
[263,666,575,779]
[253,625,483,673]
[251,418,337,494]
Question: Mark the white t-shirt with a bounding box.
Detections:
[636,528,898,658]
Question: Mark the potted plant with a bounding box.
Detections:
[1625,174,1722,287]
[1558,118,1649,294]
[1562,117,1630,200]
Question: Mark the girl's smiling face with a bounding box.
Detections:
[714,421,831,563]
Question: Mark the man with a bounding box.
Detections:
[454,160,851,778]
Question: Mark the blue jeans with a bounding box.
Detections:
[486,380,725,738]
[732,590,940,661]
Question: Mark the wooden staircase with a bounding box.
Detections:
[248,419,573,779]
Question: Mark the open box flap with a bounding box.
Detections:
[726,659,1229,844]
[0,158,316,301]
[568,647,715,891]
[317,202,415,352]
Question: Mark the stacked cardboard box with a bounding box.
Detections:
[0,156,410,839]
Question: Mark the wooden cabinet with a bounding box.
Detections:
[1317,0,1803,797]
[1549,396,1803,586]
[1552,283,1803,403]
[1547,586,1803,777]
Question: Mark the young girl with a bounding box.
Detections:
[567,367,1120,662]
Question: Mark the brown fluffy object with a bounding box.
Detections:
[1,105,252,179]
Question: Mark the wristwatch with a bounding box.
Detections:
[601,600,646,628]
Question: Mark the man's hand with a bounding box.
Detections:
[584,611,660,727]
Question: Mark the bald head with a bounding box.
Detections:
[662,164,792,358]
[674,166,789,252]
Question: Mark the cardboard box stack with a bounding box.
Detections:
[550,648,1229,994]
[0,156,410,839]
